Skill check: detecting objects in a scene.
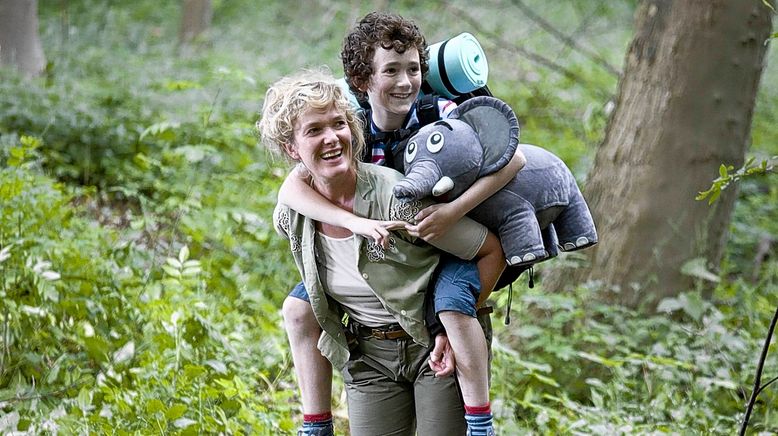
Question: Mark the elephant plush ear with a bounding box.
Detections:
[449,96,520,177]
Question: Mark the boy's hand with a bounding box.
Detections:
[345,216,405,249]
[429,334,456,377]
[406,203,462,241]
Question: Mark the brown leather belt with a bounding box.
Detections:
[476,305,494,316]
[354,323,410,340]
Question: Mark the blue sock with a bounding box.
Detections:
[298,412,333,436]
[465,403,494,436]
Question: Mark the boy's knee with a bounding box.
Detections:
[282,296,317,332]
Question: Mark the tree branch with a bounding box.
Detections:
[445,4,612,100]
[509,0,621,77]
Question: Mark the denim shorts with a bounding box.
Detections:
[286,254,480,317]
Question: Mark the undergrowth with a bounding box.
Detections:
[1,0,776,434]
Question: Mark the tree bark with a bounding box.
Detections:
[544,0,773,308]
[0,0,46,78]
[179,0,212,45]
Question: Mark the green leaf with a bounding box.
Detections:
[182,266,202,277]
[162,265,182,278]
[531,372,561,387]
[718,164,728,178]
[657,297,683,313]
[140,121,181,141]
[112,341,135,364]
[184,364,207,380]
[77,386,92,412]
[680,292,706,321]
[680,257,720,283]
[166,257,183,269]
[179,245,190,263]
[166,404,187,420]
[174,418,197,429]
[577,351,623,368]
[146,399,166,414]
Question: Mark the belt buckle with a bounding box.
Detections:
[370,329,389,340]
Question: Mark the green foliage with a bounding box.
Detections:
[0,0,776,433]
[0,136,298,433]
[697,157,777,205]
[490,279,778,434]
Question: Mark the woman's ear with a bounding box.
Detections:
[282,142,300,160]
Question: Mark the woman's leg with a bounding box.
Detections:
[342,338,416,436]
[412,338,468,435]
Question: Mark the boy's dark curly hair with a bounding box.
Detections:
[341,11,429,101]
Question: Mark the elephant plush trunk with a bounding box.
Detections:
[393,160,441,201]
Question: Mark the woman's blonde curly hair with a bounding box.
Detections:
[257,68,365,165]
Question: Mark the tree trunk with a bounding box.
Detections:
[0,0,46,78]
[544,0,773,308]
[179,0,212,45]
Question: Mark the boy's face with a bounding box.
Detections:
[364,46,422,130]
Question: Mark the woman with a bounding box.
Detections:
[274,12,512,436]
[260,69,500,435]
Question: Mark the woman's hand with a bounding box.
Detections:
[344,216,405,248]
[405,203,463,241]
[428,334,456,377]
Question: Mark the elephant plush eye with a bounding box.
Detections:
[405,140,418,163]
[426,132,445,153]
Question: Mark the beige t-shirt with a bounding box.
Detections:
[316,232,396,327]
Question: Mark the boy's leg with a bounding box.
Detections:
[433,256,496,435]
[432,257,489,404]
[282,283,333,434]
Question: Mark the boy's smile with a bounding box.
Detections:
[365,47,422,131]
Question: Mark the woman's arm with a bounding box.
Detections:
[279,167,404,247]
[408,147,527,241]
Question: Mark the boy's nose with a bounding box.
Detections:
[397,72,411,88]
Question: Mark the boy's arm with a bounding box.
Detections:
[279,166,404,247]
[408,147,527,241]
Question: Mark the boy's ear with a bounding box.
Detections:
[355,77,369,93]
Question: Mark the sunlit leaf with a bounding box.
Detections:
[112,341,135,364]
[179,245,190,263]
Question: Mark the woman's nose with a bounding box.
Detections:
[322,127,338,144]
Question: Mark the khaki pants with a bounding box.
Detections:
[342,335,466,436]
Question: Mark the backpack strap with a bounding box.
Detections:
[416,94,441,127]
[359,96,441,168]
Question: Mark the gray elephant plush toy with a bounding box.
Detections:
[393,96,598,269]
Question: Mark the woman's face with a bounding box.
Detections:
[288,104,354,183]
[365,46,422,131]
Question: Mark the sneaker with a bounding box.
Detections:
[297,424,334,436]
